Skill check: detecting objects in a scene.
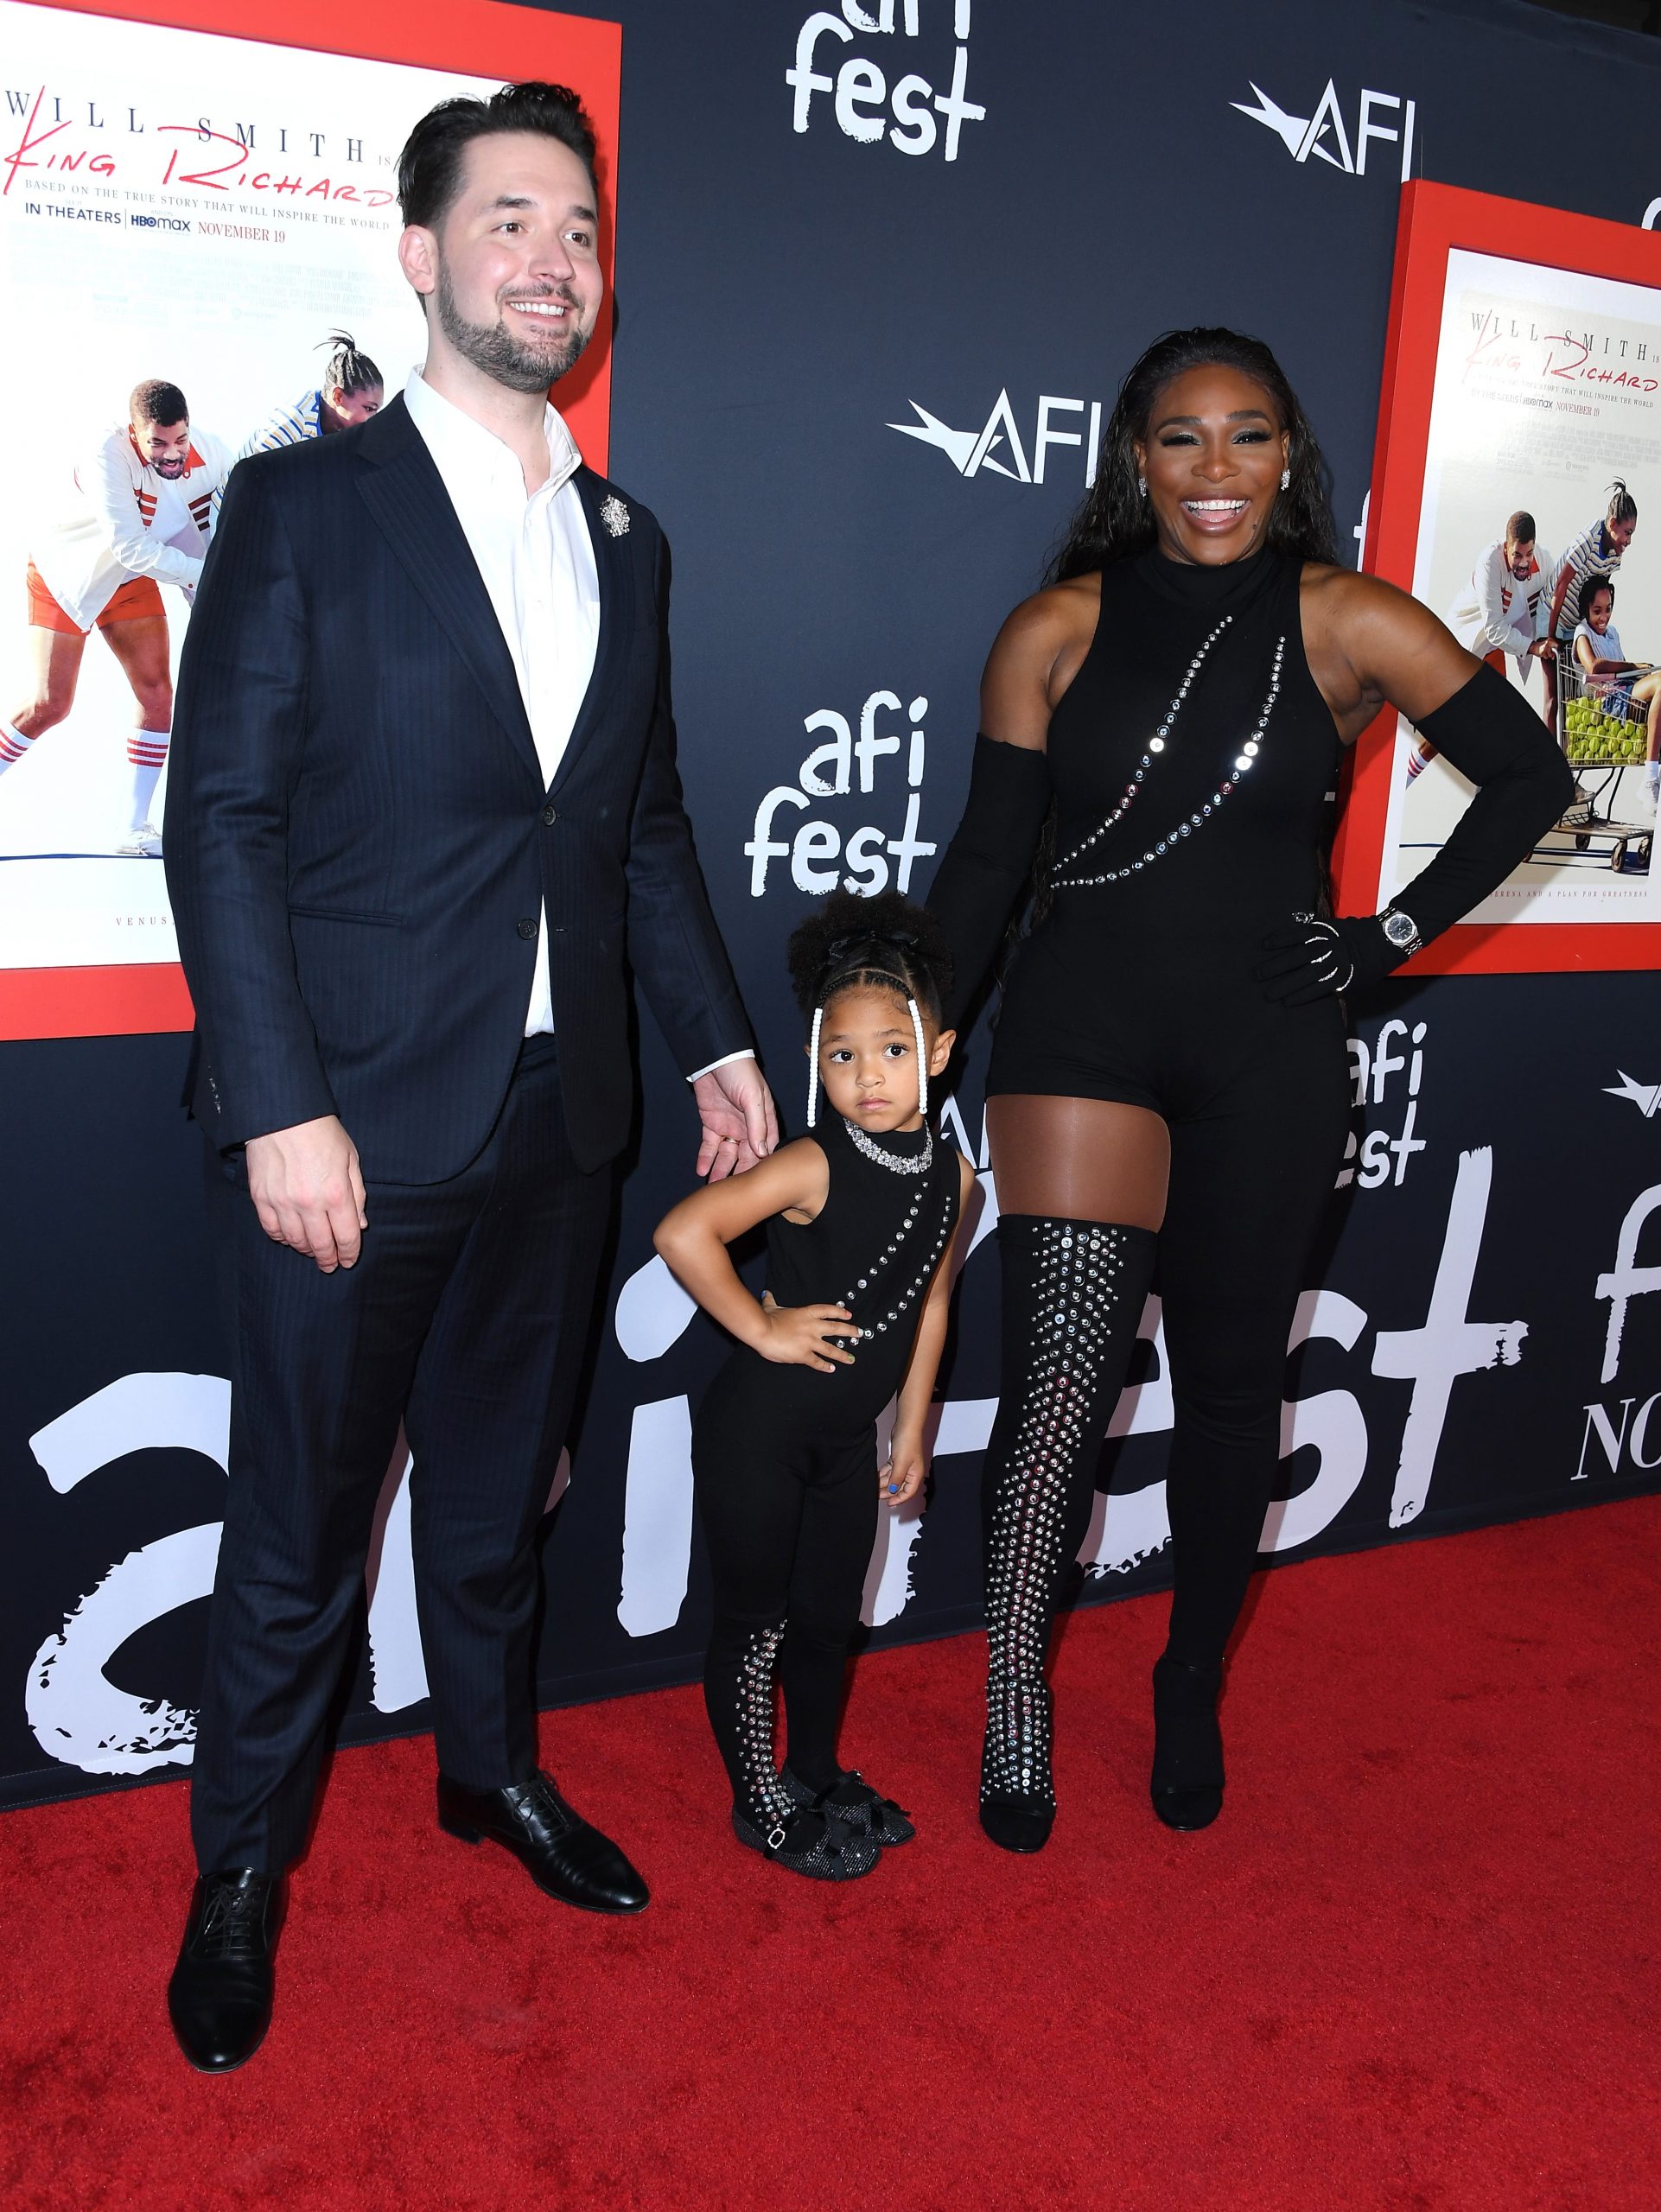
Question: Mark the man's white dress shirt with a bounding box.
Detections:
[404,370,595,1038]
[404,371,749,1081]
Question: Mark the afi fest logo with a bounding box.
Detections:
[746,685,935,898]
[1231,79,1416,180]
[1580,1180,1661,1480]
[888,390,1105,485]
[788,1,984,162]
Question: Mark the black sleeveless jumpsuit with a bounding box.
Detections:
[693,1111,963,1810]
[984,543,1352,1676]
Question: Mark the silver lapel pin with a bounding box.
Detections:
[600,494,629,538]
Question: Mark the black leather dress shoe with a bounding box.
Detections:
[437,1770,649,1915]
[168,1868,284,2073]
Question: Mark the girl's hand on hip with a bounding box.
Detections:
[754,1291,858,1372]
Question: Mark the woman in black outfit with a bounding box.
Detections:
[926,328,1574,1853]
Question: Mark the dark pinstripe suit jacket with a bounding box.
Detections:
[164,395,752,1183]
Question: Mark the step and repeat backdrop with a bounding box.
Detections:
[4,0,1661,1809]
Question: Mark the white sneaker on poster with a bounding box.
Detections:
[115,822,164,858]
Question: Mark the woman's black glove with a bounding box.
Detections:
[1257,913,1396,1005]
[926,734,1052,1027]
[1262,660,1577,1005]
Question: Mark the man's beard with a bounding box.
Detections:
[435,262,590,393]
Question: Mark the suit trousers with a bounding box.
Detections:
[190,1037,611,1874]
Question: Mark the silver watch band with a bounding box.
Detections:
[1380,906,1423,957]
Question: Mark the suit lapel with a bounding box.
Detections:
[550,468,640,798]
[353,399,542,783]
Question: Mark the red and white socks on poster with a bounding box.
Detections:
[0,719,35,773]
[120,727,169,856]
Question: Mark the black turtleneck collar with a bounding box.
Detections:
[1130,540,1284,613]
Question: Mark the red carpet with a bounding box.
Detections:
[4,1497,1659,2212]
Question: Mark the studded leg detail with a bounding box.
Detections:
[710,1617,792,1834]
[704,1614,880,1879]
[980,1215,1157,1850]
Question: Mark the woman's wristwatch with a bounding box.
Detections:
[1379,905,1423,959]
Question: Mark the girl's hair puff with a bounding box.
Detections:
[786,888,954,1025]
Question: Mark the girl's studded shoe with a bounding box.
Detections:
[731,1804,881,1880]
[780,1765,916,1846]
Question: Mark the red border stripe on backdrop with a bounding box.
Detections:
[1,0,620,1039]
[1333,179,1661,976]
[0,962,194,1036]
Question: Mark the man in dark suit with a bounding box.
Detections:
[162,81,774,2073]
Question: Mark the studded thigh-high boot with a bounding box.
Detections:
[703,1613,880,1882]
[980,1215,1158,1852]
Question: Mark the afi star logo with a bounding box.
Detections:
[1606,1071,1661,1118]
[888,390,1103,486]
[1231,79,1416,180]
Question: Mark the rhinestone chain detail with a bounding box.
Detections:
[836,1190,956,1343]
[983,1221,1130,1804]
[1049,615,1231,877]
[1052,633,1285,891]
[841,1116,934,1176]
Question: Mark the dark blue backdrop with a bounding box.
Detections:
[6,0,1661,1811]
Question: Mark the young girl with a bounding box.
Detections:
[1544,479,1639,731]
[655,891,976,1881]
[1574,573,1661,839]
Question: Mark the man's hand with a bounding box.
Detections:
[692,1058,779,1180]
[245,1115,367,1273]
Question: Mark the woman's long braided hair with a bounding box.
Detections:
[1047,325,1339,584]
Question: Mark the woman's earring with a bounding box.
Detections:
[1137,475,1148,498]
[1279,468,1291,492]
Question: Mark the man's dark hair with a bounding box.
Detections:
[1505,510,1536,546]
[398,81,597,232]
[130,378,188,427]
[1579,571,1615,622]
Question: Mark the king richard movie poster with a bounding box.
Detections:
[0,0,614,1036]
[1379,245,1661,926]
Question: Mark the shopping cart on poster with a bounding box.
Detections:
[1554,655,1652,868]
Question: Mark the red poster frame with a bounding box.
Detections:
[0,0,621,1039]
[1332,179,1661,976]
